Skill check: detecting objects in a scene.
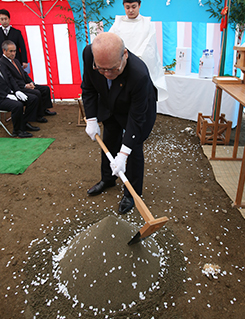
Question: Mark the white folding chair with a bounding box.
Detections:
[0,110,13,136]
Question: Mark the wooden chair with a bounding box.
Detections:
[0,110,12,136]
[74,94,86,127]
[196,112,232,145]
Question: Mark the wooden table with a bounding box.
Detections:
[210,81,245,208]
[211,83,245,160]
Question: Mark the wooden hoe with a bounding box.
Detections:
[95,134,169,245]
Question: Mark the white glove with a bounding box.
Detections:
[85,117,100,141]
[7,94,18,101]
[110,152,128,177]
[15,91,28,101]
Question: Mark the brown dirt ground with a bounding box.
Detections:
[0,103,245,319]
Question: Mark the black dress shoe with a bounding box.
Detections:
[37,117,48,123]
[119,196,134,214]
[26,123,40,131]
[12,131,18,137]
[45,109,57,116]
[87,180,116,196]
[18,131,33,138]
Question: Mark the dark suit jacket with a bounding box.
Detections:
[0,27,28,64]
[81,45,157,150]
[0,55,32,89]
[0,64,20,103]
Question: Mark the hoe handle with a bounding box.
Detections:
[95,134,154,222]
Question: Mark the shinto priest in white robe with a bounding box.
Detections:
[109,14,168,101]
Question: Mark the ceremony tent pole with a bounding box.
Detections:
[212,0,231,120]
[82,0,89,45]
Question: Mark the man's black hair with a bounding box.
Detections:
[123,0,141,4]
[0,9,10,18]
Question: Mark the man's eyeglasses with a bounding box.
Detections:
[93,55,124,74]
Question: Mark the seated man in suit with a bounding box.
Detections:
[0,64,39,137]
[0,40,56,123]
[0,9,28,69]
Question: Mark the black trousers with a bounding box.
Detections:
[0,94,37,131]
[22,84,53,119]
[101,115,144,197]
[0,99,24,131]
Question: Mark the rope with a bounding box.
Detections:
[41,19,55,100]
[82,0,89,45]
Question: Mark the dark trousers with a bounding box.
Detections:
[24,93,39,123]
[101,115,144,197]
[22,84,53,119]
[0,99,24,131]
[0,93,38,131]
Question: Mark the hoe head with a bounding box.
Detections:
[128,216,169,245]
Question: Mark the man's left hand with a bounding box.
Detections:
[15,91,28,101]
[25,82,35,89]
[22,62,28,69]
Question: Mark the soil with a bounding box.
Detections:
[0,103,245,319]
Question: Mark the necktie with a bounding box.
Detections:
[107,79,112,89]
[12,60,22,75]
[4,28,8,36]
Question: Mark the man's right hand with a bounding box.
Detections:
[85,117,100,141]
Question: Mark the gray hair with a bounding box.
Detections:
[2,40,15,51]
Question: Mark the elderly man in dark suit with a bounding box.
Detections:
[0,64,38,137]
[0,40,56,122]
[0,9,28,69]
[82,32,157,214]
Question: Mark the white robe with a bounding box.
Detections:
[109,15,168,101]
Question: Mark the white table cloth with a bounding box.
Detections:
[157,73,239,128]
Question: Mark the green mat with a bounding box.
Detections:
[0,138,55,174]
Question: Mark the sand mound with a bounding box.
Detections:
[55,215,165,312]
